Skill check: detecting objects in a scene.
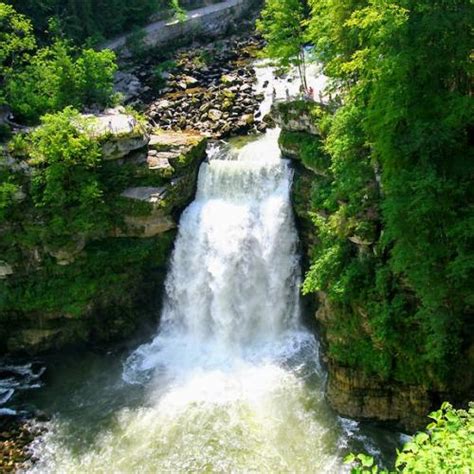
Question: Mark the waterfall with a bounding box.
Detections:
[27,67,394,474]
[123,130,311,385]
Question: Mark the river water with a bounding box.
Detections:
[7,63,403,473]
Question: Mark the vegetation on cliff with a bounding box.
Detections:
[260,0,473,417]
[0,3,207,353]
[347,402,474,473]
[1,3,117,123]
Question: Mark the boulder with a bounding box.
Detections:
[208,109,223,122]
[0,262,13,279]
[148,130,207,169]
[221,74,237,85]
[118,187,176,237]
[271,100,325,136]
[7,329,65,354]
[114,71,142,101]
[84,107,149,160]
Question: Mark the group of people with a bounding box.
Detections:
[271,85,316,102]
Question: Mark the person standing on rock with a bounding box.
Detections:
[272,87,277,101]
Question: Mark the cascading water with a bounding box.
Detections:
[123,130,307,384]
[25,63,401,473]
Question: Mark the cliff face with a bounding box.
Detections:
[0,108,207,355]
[273,100,473,432]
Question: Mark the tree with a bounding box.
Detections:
[0,3,36,104]
[296,0,474,389]
[257,0,311,92]
[28,107,109,246]
[5,39,117,123]
[346,402,474,473]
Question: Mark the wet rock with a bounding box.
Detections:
[84,107,149,160]
[7,329,65,353]
[0,262,13,279]
[208,109,223,122]
[271,100,325,136]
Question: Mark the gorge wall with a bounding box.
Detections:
[273,100,473,432]
[0,108,207,355]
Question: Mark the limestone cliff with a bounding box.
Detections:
[0,108,207,354]
[274,100,472,432]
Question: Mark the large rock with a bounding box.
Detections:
[148,129,207,170]
[118,187,176,237]
[7,329,65,354]
[85,107,149,160]
[114,71,142,101]
[271,100,325,136]
[0,262,13,279]
[326,360,433,432]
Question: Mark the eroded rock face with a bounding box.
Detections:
[84,107,150,160]
[326,361,432,432]
[1,122,206,356]
[271,100,325,136]
[117,130,207,238]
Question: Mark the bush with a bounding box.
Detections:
[28,108,109,247]
[346,402,474,473]
[6,40,116,123]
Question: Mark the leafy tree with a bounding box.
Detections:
[8,0,170,43]
[257,0,311,91]
[346,402,474,473]
[5,39,117,123]
[258,0,474,389]
[0,3,36,103]
[28,107,109,247]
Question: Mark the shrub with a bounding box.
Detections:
[6,40,116,123]
[345,402,474,473]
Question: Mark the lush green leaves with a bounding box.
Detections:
[5,39,116,123]
[257,0,311,88]
[27,108,108,246]
[346,402,474,473]
[259,0,473,386]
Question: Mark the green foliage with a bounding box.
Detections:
[257,0,311,89]
[257,0,473,387]
[279,130,329,173]
[345,402,474,473]
[27,108,108,246]
[5,39,116,123]
[1,235,174,318]
[0,2,36,103]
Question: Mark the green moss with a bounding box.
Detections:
[0,233,175,351]
[279,130,330,174]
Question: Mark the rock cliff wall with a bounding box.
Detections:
[273,100,472,432]
[0,108,207,355]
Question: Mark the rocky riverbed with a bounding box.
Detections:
[0,361,48,472]
[117,34,269,139]
[0,415,46,472]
